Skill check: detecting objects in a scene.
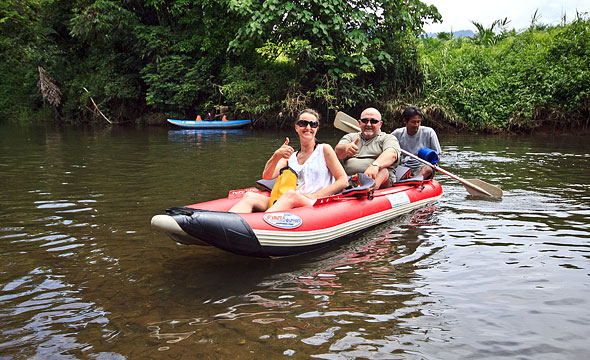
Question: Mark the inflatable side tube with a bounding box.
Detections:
[165,207,266,257]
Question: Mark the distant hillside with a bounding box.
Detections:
[426,30,475,38]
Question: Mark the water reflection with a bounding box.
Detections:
[145,208,440,357]
[0,267,109,358]
[167,129,247,146]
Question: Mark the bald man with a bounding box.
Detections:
[335,107,400,188]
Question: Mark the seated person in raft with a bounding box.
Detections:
[392,106,442,180]
[335,107,400,189]
[229,109,348,213]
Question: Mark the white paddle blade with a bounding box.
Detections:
[465,179,503,198]
[464,182,492,197]
[334,111,360,132]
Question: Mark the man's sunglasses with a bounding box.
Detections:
[296,120,319,128]
[360,118,381,125]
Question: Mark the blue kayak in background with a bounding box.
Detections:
[167,119,252,129]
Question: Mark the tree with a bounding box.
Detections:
[471,18,511,46]
[227,0,441,115]
[0,0,46,119]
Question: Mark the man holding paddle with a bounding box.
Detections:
[333,110,503,198]
[392,106,441,180]
[335,107,400,189]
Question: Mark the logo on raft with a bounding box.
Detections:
[263,213,303,229]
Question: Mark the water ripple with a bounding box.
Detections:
[2,126,590,358]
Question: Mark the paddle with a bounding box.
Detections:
[333,111,503,198]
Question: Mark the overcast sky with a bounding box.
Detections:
[423,0,589,33]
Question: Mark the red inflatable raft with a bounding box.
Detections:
[151,175,443,258]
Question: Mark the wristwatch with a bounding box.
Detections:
[371,161,380,169]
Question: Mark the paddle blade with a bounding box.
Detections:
[334,111,360,133]
[465,179,503,198]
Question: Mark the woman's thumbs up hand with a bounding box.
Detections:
[276,137,294,159]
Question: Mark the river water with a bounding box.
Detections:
[1,122,589,359]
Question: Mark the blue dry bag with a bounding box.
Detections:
[417,147,439,164]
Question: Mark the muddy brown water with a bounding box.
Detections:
[1,122,589,359]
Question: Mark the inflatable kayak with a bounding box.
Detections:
[151,174,443,258]
[167,119,252,129]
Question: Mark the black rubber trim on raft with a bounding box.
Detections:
[165,207,266,257]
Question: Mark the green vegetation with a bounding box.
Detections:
[0,0,588,132]
[418,14,590,132]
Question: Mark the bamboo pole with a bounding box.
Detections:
[83,87,112,124]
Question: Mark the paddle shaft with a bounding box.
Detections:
[398,149,493,196]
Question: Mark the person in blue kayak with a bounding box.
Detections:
[335,107,400,189]
[205,109,215,121]
[229,109,348,213]
[392,106,442,180]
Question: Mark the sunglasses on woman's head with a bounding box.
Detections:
[360,118,380,124]
[296,120,319,128]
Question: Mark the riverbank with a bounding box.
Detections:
[2,3,587,134]
[136,106,589,136]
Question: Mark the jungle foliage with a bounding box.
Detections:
[419,14,590,132]
[0,0,440,125]
[0,0,588,132]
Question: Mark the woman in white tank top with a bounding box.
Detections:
[288,142,334,194]
[229,109,348,213]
